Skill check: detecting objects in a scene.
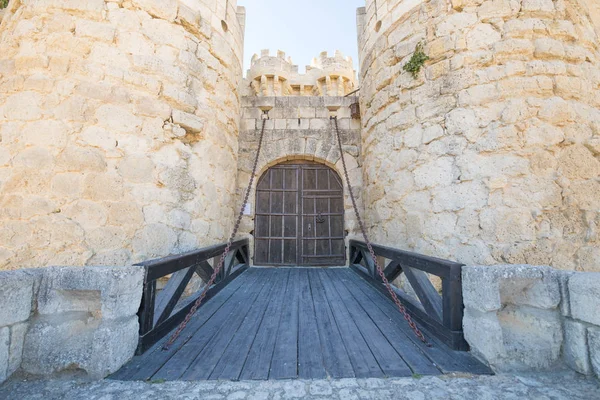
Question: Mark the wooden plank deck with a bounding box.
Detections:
[110,267,491,381]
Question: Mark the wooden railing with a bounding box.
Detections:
[135,239,250,354]
[349,240,467,351]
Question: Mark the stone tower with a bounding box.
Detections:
[0,0,246,269]
[357,0,600,271]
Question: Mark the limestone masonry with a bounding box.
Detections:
[358,0,600,272]
[0,0,246,269]
[0,0,597,271]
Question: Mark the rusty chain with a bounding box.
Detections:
[162,114,269,351]
[331,116,430,347]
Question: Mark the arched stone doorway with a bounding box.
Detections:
[254,161,346,266]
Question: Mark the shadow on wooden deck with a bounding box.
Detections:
[110,267,492,381]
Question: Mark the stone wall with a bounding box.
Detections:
[357,0,600,271]
[0,0,245,270]
[237,96,363,262]
[463,265,600,380]
[0,265,144,384]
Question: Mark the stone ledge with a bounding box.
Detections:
[463,265,600,380]
[21,317,139,379]
[462,265,561,313]
[0,266,144,384]
[37,266,144,320]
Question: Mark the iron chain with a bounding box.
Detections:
[163,117,268,351]
[331,116,430,347]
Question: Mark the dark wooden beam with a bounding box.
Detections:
[138,279,156,338]
[195,260,214,283]
[137,264,249,354]
[443,277,464,331]
[402,266,443,323]
[350,240,463,279]
[137,239,249,281]
[153,266,197,327]
[383,261,403,282]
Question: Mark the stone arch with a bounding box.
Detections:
[237,150,363,266]
[256,155,340,181]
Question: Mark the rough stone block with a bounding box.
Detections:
[131,0,178,21]
[462,266,502,312]
[252,97,276,112]
[36,266,144,321]
[22,317,139,379]
[589,327,600,380]
[0,271,35,326]
[8,322,28,378]
[288,97,311,107]
[172,110,205,133]
[498,266,560,309]
[464,265,560,310]
[569,273,600,326]
[463,265,566,372]
[498,306,563,370]
[463,308,505,363]
[563,319,592,375]
[555,270,575,317]
[75,20,115,41]
[0,327,8,384]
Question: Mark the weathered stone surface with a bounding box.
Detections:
[498,267,560,310]
[36,266,144,320]
[22,317,139,379]
[563,319,592,375]
[463,308,504,362]
[0,271,34,326]
[569,273,600,326]
[356,0,600,271]
[555,270,575,317]
[7,322,28,378]
[463,265,560,311]
[462,265,568,372]
[498,306,563,370]
[462,266,501,312]
[0,327,9,384]
[2,372,600,399]
[589,327,600,380]
[0,0,246,269]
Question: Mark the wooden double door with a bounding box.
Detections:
[254,161,346,266]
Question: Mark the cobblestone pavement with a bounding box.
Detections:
[1,372,599,399]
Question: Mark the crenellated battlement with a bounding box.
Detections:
[246,49,357,97]
[310,50,353,71]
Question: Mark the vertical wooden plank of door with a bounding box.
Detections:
[268,169,273,265]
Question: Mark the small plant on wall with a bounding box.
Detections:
[403,42,429,79]
[0,0,8,9]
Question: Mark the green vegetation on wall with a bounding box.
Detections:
[403,42,429,79]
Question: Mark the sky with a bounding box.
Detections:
[238,0,366,75]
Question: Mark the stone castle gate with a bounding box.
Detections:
[0,0,599,389]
